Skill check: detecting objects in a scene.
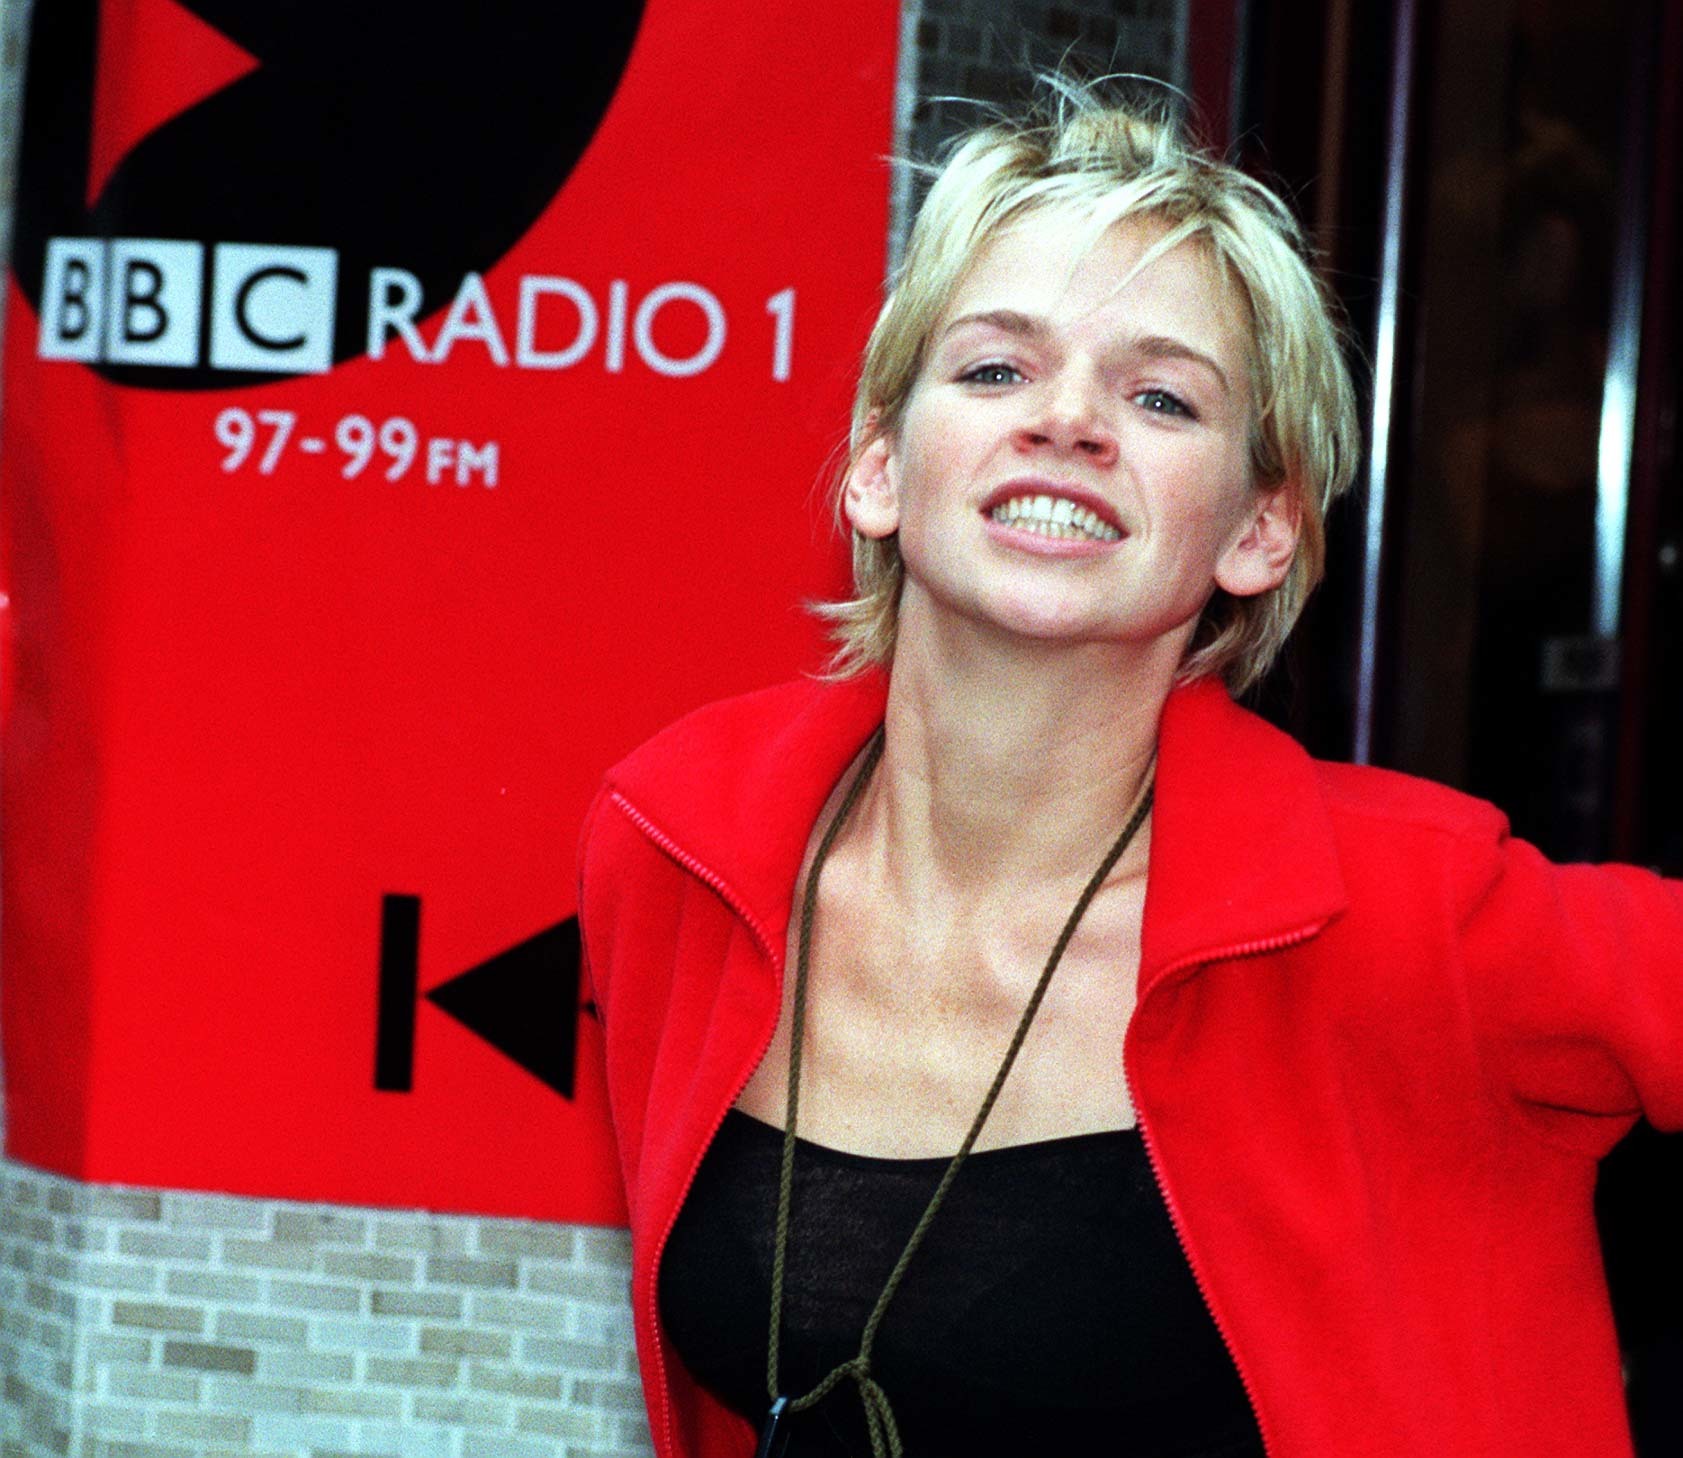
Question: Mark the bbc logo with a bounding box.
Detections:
[38,239,340,373]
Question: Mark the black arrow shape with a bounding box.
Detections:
[373,896,587,1099]
[425,915,583,1099]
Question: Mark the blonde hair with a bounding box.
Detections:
[817,82,1362,693]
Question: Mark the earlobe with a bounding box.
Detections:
[842,434,900,541]
[1215,482,1301,598]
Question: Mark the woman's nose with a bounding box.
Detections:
[1013,372,1119,466]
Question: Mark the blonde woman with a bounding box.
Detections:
[579,86,1683,1458]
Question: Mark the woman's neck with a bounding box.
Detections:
[858,609,1179,899]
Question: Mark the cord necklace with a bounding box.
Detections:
[757,726,1155,1458]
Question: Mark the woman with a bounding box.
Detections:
[578,87,1683,1458]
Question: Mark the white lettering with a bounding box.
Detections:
[426,437,456,484]
[39,239,106,361]
[457,441,499,487]
[367,268,429,362]
[634,282,726,378]
[430,272,509,366]
[516,276,598,369]
[605,279,628,373]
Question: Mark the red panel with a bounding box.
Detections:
[1,1,899,1221]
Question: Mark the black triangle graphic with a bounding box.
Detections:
[426,915,581,1099]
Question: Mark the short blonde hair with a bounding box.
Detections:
[817,82,1361,694]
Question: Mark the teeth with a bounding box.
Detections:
[989,494,1121,542]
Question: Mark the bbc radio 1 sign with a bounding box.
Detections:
[38,238,785,382]
[0,0,899,1221]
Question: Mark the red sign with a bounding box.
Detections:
[1,0,898,1221]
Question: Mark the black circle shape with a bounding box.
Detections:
[12,0,646,390]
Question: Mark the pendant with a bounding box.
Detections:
[754,1395,793,1458]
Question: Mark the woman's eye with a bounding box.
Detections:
[1135,388,1194,418]
[960,362,1022,386]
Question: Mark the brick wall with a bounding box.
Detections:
[0,3,1189,1454]
[0,1163,651,1458]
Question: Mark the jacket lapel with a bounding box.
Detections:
[1142,679,1347,994]
[606,672,890,969]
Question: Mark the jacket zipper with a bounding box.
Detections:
[1124,922,1328,1458]
[610,792,786,1458]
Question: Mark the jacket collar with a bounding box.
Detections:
[606,672,1346,981]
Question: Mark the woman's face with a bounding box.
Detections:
[845,212,1297,662]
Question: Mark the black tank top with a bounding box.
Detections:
[659,1110,1266,1458]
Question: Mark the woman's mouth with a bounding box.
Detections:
[986,492,1123,543]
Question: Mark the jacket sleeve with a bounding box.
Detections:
[1457,826,1683,1152]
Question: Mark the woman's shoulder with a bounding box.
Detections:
[1311,757,1510,845]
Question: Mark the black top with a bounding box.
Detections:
[659,1110,1266,1458]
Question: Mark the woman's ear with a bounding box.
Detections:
[1214,481,1301,598]
[842,433,900,540]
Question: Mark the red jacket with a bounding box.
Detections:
[577,673,1683,1458]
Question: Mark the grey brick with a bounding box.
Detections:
[213,1311,307,1345]
[369,1288,462,1319]
[362,1355,459,1388]
[220,1238,315,1272]
[352,1426,456,1458]
[78,1260,161,1294]
[568,1300,636,1344]
[460,1432,554,1458]
[269,1210,367,1245]
[151,1411,252,1443]
[80,1191,161,1221]
[83,1444,194,1458]
[163,1269,262,1303]
[160,1340,256,1374]
[524,1263,629,1300]
[199,1379,305,1414]
[474,1223,577,1259]
[24,1280,74,1319]
[109,1302,202,1334]
[252,1349,355,1383]
[417,1325,511,1359]
[615,1412,658,1452]
[318,1250,415,1282]
[103,1367,200,1402]
[410,1394,510,1425]
[464,1292,568,1328]
[78,1403,148,1438]
[520,1334,617,1370]
[372,1219,470,1255]
[0,1209,51,1243]
[423,1255,517,1288]
[310,1319,414,1353]
[248,1413,355,1450]
[57,1219,107,1253]
[466,1362,562,1400]
[33,1251,75,1283]
[114,1230,213,1261]
[572,1376,653,1413]
[83,1334,153,1365]
[515,1403,603,1440]
[576,1228,633,1264]
[159,1193,268,1231]
[300,1385,404,1418]
[266,1277,359,1313]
